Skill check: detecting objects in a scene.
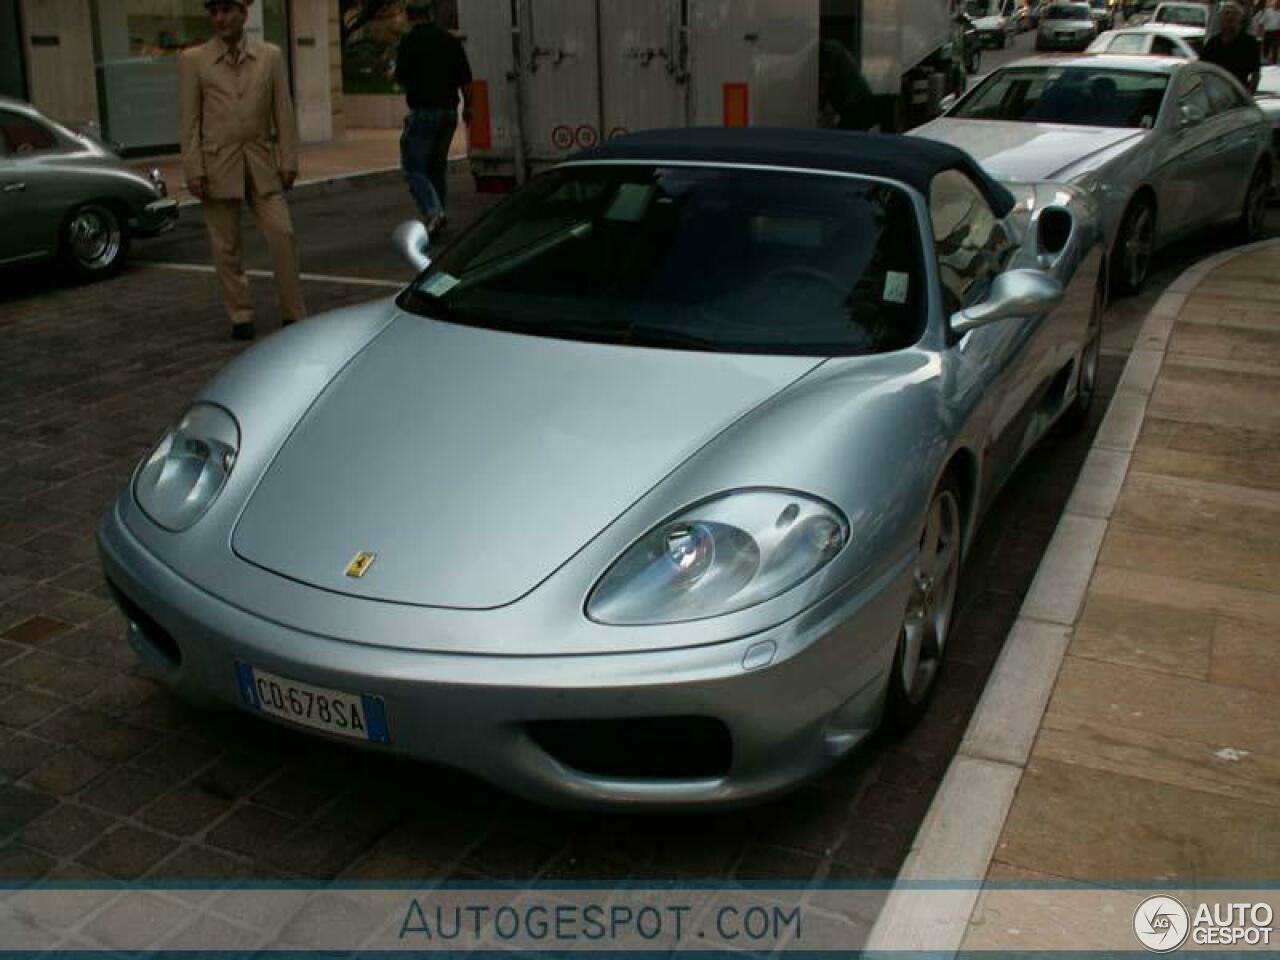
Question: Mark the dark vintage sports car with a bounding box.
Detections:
[0,96,177,280]
[100,130,1104,809]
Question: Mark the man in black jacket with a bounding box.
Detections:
[394,2,473,234]
[1202,2,1261,92]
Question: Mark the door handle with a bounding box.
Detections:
[2,183,25,193]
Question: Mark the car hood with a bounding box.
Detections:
[912,118,1146,181]
[231,313,822,609]
[1041,17,1093,27]
[973,15,1006,27]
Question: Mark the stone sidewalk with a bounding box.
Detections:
[128,126,469,204]
[871,238,1280,951]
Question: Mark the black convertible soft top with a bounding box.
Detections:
[568,128,1017,218]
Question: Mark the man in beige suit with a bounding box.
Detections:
[180,0,305,340]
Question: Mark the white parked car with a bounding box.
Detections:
[1087,25,1204,56]
[1149,1,1211,30]
[913,56,1273,294]
[1036,1,1099,49]
[1255,65,1280,157]
[967,0,1022,46]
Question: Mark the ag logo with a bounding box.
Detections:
[1134,896,1190,953]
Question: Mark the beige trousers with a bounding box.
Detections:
[203,186,306,327]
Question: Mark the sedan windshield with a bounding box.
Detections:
[1045,4,1091,18]
[399,165,925,356]
[1154,5,1206,25]
[951,66,1170,127]
[966,0,999,16]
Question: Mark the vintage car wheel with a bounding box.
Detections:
[885,478,962,729]
[1059,273,1105,433]
[63,202,129,281]
[1112,195,1154,295]
[1239,163,1270,242]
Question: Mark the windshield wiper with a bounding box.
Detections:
[626,323,721,350]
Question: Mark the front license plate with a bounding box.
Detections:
[234,662,390,743]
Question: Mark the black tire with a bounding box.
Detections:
[1110,195,1155,296]
[62,202,129,282]
[1238,162,1270,243]
[1058,271,1105,434]
[884,476,964,731]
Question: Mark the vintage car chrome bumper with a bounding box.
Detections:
[98,500,910,810]
[132,197,179,237]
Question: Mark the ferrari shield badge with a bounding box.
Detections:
[345,551,376,579]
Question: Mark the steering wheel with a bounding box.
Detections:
[755,265,849,297]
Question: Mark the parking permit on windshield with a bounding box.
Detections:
[884,271,910,304]
[423,273,460,297]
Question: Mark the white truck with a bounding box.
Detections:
[458,0,964,191]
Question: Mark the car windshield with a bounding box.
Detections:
[1046,3,1091,17]
[1154,5,1206,25]
[951,65,1170,127]
[966,0,999,15]
[1090,0,1107,9]
[1102,33,1149,52]
[399,165,925,356]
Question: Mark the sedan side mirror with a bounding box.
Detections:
[1178,102,1205,128]
[394,220,431,272]
[950,269,1064,336]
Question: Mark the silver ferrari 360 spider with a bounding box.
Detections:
[99,130,1103,809]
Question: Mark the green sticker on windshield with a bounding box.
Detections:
[423,273,460,297]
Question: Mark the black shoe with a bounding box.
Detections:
[231,322,256,341]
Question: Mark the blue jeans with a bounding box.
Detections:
[401,107,457,222]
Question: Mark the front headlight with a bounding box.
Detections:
[133,403,240,531]
[587,490,848,626]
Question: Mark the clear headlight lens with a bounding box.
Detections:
[587,490,848,626]
[133,404,240,531]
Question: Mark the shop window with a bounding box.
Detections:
[92,0,289,152]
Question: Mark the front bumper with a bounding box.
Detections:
[98,502,911,810]
[131,198,179,237]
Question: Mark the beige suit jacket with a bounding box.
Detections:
[179,35,299,200]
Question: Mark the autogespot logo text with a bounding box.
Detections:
[1134,896,1275,951]
[1133,896,1190,953]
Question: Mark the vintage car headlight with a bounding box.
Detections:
[133,403,240,531]
[587,490,848,625]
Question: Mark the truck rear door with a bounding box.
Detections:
[518,0,604,164]
[599,0,686,138]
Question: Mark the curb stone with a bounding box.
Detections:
[863,235,1280,955]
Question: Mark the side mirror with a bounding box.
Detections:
[394,220,431,272]
[1178,102,1205,128]
[950,269,1064,336]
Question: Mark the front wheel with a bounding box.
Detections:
[884,480,963,731]
[1238,163,1270,243]
[62,202,129,282]
[1111,196,1154,296]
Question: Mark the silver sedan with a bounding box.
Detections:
[912,56,1273,293]
[98,130,1104,810]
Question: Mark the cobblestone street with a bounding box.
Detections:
[0,169,1271,908]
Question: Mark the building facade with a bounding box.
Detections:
[1,0,345,154]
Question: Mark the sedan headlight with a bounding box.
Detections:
[587,490,848,625]
[133,404,240,531]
